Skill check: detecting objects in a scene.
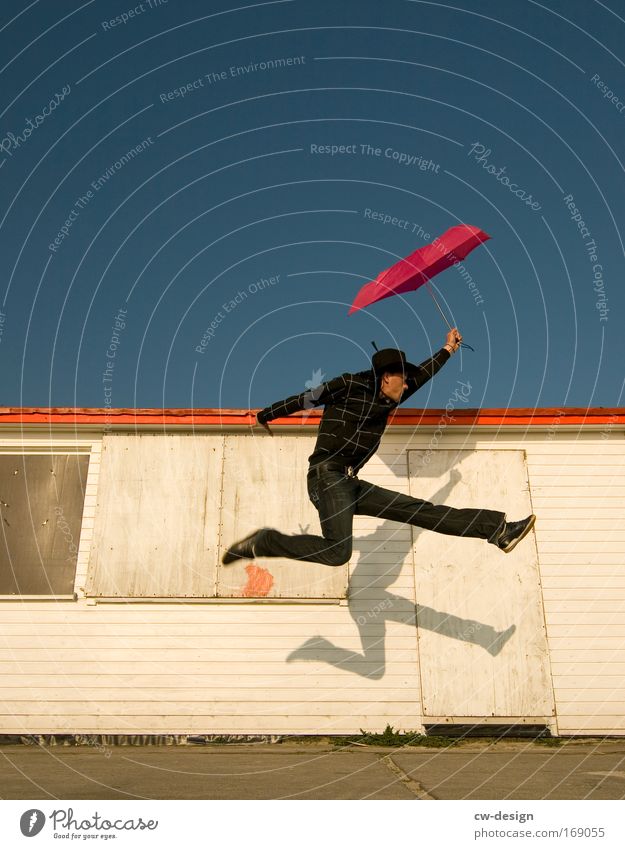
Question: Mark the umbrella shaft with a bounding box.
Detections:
[425,282,474,351]
[425,282,453,331]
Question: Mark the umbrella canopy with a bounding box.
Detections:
[348,224,490,314]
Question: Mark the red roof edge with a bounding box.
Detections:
[0,407,623,427]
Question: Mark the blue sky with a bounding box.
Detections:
[0,0,623,410]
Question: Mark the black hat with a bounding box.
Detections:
[371,348,420,376]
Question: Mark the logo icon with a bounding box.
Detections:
[302,368,326,420]
[20,809,45,837]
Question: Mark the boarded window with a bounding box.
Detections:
[0,454,89,595]
[86,434,222,598]
[218,435,348,599]
[87,433,348,600]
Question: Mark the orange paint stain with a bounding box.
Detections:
[241,563,274,597]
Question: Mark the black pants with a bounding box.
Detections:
[254,468,506,566]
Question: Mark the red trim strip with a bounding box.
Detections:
[0,408,623,426]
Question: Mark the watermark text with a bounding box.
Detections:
[467,142,541,210]
[0,85,71,163]
[563,192,608,321]
[101,0,168,30]
[195,275,279,353]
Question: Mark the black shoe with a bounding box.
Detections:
[497,514,536,553]
[221,529,264,565]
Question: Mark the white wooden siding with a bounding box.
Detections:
[0,599,421,734]
[0,427,623,735]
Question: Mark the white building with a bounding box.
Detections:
[0,405,623,737]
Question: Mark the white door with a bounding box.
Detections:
[408,449,554,723]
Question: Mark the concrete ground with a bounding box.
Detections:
[1,740,625,800]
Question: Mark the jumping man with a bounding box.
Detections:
[222,329,536,566]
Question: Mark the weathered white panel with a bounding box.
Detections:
[408,449,553,719]
[86,435,223,597]
[218,434,348,598]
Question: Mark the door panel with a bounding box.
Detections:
[408,449,553,719]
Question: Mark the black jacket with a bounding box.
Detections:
[257,348,451,471]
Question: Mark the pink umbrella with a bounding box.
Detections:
[348,224,490,320]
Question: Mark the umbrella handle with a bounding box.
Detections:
[459,341,475,352]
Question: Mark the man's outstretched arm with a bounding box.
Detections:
[254,372,350,434]
[401,328,462,402]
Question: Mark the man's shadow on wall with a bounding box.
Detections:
[287,469,515,679]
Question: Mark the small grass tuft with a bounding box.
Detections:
[332,725,457,748]
[534,735,564,747]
